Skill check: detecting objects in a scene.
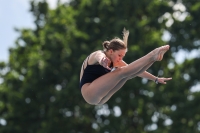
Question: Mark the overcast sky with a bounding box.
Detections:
[0,0,68,62]
[0,0,33,62]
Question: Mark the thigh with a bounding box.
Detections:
[81,69,123,102]
[97,77,129,105]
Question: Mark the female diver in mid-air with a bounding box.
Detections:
[80,29,172,105]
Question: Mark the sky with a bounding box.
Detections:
[0,0,68,62]
[0,0,33,62]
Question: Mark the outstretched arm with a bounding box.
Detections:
[137,71,157,82]
[137,71,172,84]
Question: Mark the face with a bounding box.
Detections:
[109,49,127,64]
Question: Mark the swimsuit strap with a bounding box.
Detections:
[87,55,90,65]
[82,55,90,71]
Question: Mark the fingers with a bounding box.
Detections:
[164,77,172,81]
[158,77,172,84]
[160,81,167,84]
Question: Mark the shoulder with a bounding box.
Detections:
[90,50,105,57]
[93,50,104,54]
[88,50,105,64]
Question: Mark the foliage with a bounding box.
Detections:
[0,0,200,133]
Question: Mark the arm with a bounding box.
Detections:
[137,71,157,81]
[137,71,172,84]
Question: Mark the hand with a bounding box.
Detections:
[100,57,111,70]
[157,77,172,84]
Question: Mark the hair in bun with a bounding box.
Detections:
[102,41,110,51]
[102,28,129,51]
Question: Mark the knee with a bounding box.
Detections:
[82,95,98,105]
[81,90,101,105]
[82,96,99,105]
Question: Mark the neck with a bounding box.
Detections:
[104,51,112,66]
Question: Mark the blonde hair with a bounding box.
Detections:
[102,28,129,51]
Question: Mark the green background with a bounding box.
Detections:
[0,0,200,133]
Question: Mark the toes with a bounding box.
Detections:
[152,45,170,61]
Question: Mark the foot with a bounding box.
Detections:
[151,45,170,61]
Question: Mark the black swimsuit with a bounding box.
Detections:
[80,55,111,89]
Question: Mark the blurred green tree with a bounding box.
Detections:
[0,0,200,133]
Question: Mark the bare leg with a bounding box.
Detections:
[81,45,169,105]
[97,62,154,105]
[97,77,129,105]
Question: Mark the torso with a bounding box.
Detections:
[79,51,111,89]
[80,50,127,87]
[80,50,104,81]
